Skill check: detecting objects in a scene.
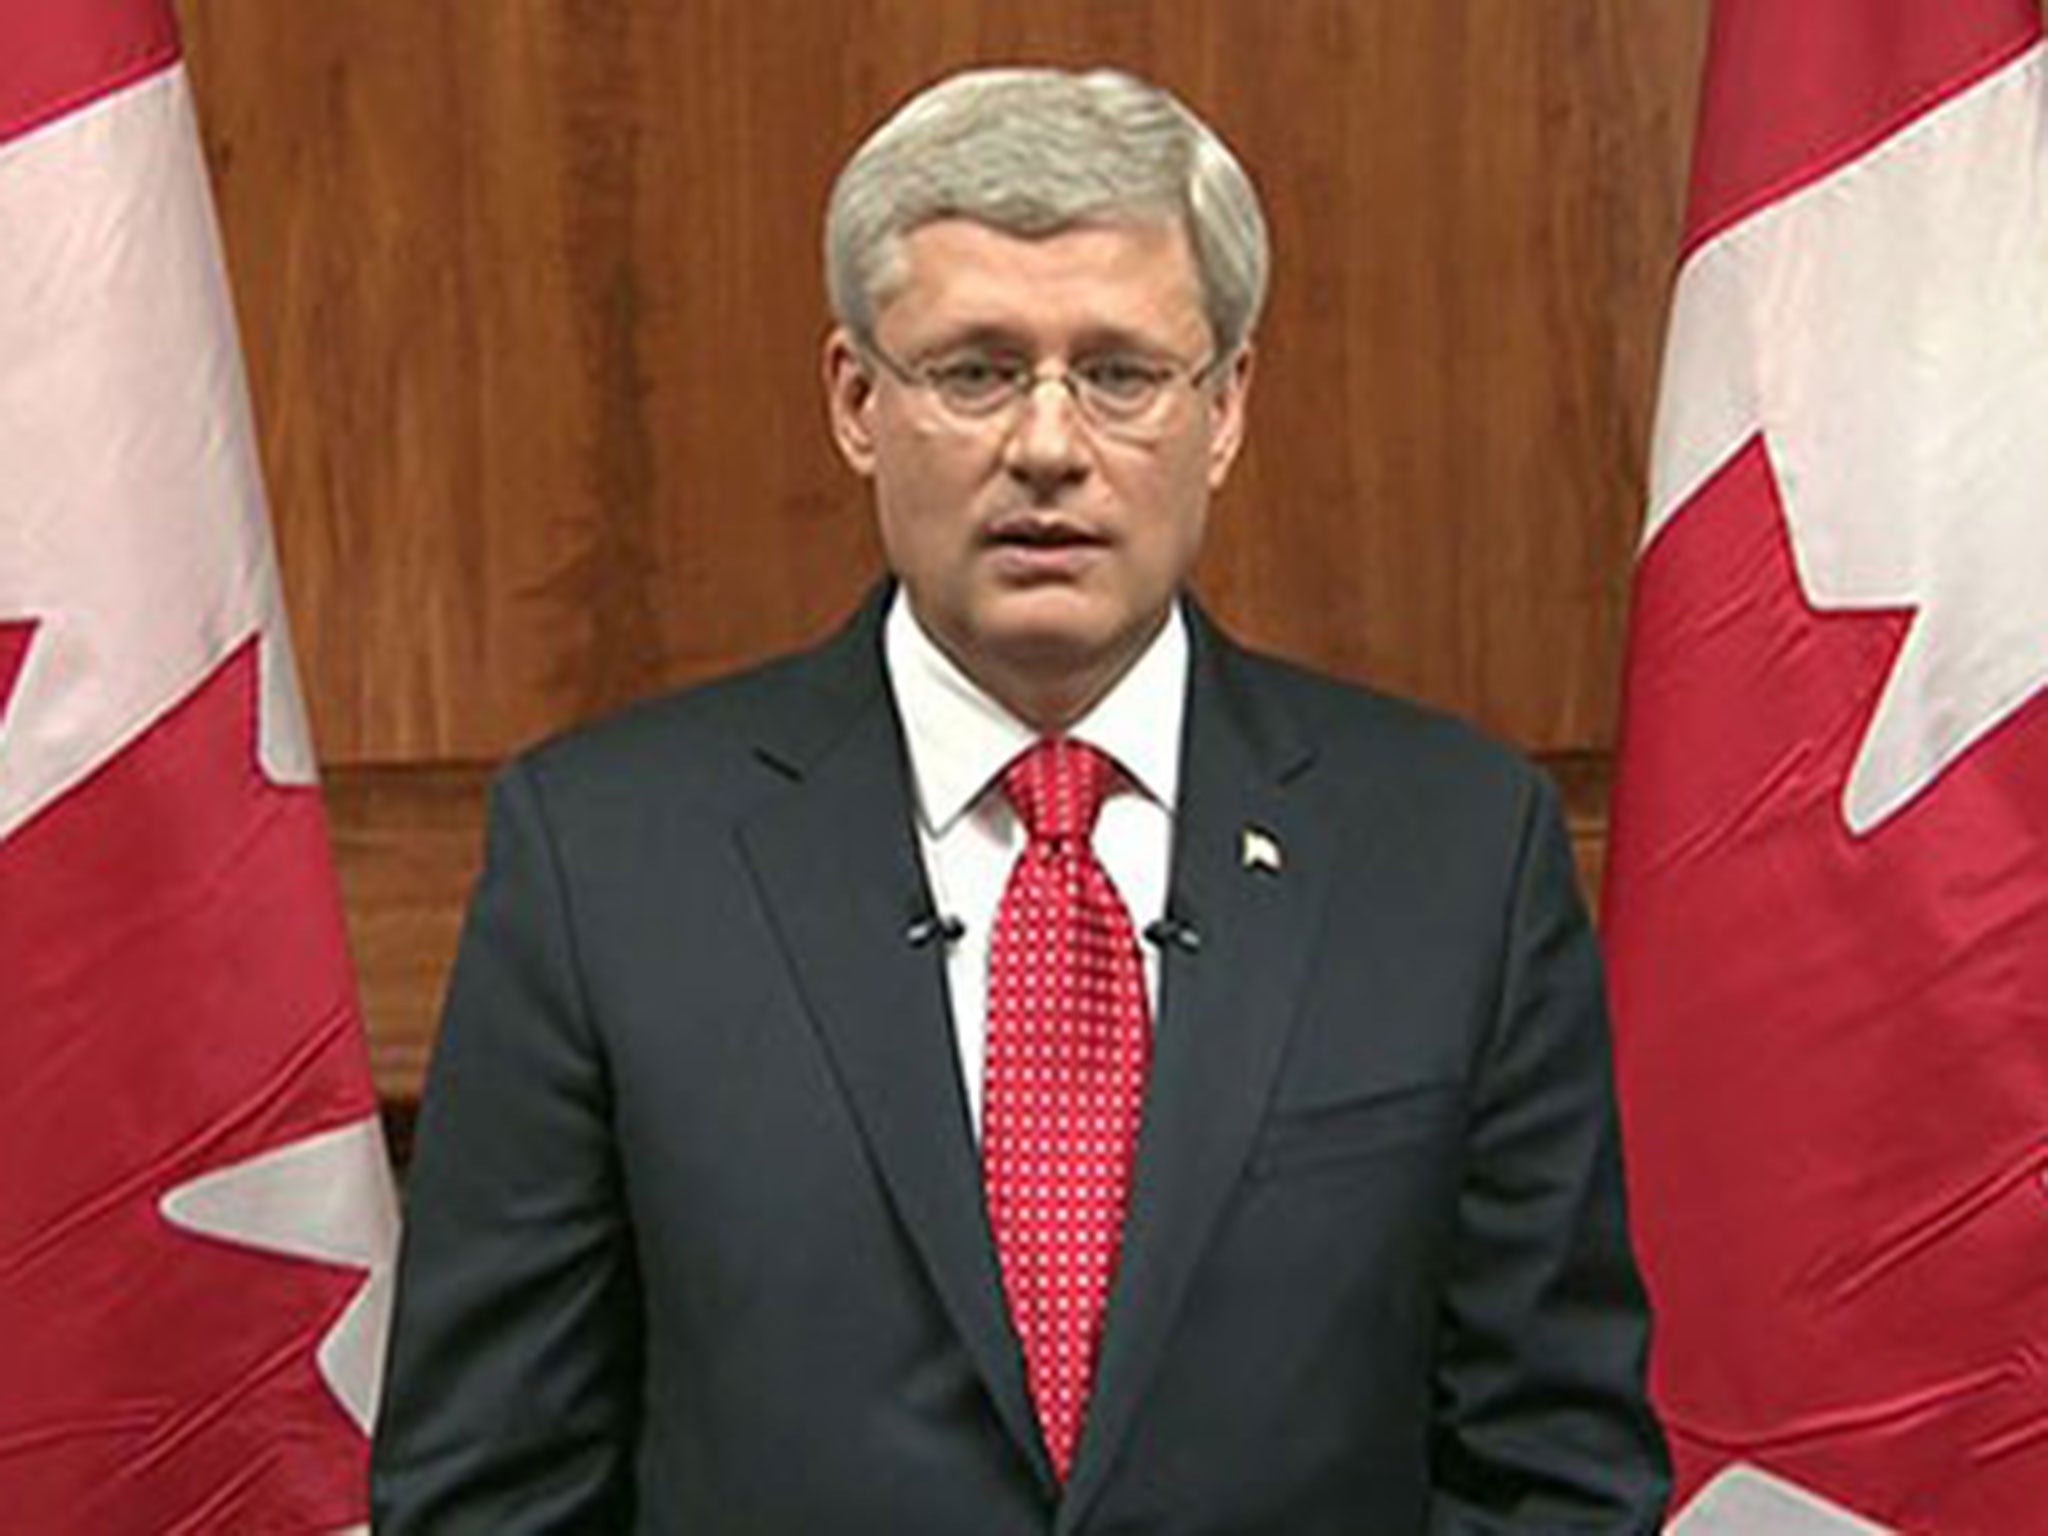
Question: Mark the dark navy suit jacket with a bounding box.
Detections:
[372,592,1670,1533]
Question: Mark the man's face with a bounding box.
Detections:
[826,217,1252,721]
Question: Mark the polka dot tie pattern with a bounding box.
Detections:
[983,737,1152,1482]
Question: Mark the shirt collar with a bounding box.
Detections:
[884,589,1188,836]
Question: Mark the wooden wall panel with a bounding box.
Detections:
[172,0,1711,1100]
[180,0,1706,765]
[1181,5,1703,748]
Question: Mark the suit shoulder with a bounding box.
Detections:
[501,630,874,817]
[1229,644,1548,806]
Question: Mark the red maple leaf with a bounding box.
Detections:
[0,619,34,724]
[1607,437,2048,1532]
[0,634,380,1532]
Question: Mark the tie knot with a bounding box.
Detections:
[1002,738,1118,845]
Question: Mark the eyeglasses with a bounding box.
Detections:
[863,341,1225,443]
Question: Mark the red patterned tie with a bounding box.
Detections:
[983,737,1152,1481]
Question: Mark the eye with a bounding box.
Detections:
[1076,356,1170,407]
[925,354,1023,409]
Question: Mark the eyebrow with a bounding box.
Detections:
[919,326,1033,358]
[919,322,1192,360]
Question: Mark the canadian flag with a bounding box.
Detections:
[0,3,397,1530]
[1604,1,2048,1532]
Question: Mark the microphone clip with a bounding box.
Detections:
[906,913,966,949]
[1143,915,1202,954]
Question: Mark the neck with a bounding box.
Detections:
[988,666,1119,735]
[922,608,1171,736]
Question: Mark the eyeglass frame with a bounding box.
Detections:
[857,337,1232,443]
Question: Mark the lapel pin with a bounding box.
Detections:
[1241,825,1283,876]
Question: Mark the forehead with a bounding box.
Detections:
[876,217,1209,350]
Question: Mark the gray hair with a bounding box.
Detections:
[825,67,1270,359]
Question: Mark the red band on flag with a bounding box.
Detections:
[0,0,180,150]
[1613,0,2048,1524]
[1,1,394,1520]
[1682,0,2042,253]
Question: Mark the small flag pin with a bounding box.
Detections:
[1241,825,1283,875]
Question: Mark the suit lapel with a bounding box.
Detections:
[734,601,1053,1493]
[1059,615,1337,1531]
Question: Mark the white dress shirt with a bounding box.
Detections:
[883,590,1188,1138]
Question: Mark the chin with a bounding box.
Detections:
[981,600,1165,686]
[974,590,1118,654]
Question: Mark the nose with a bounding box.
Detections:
[1001,373,1090,495]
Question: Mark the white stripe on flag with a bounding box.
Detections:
[0,65,312,843]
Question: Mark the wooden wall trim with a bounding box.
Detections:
[328,763,491,1101]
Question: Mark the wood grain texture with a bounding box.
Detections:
[177,0,1706,766]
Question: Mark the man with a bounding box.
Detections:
[373,67,1669,1533]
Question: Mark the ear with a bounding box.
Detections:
[1204,344,1255,490]
[824,327,880,477]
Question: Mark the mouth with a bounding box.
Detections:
[982,515,1110,552]
[980,516,1111,582]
